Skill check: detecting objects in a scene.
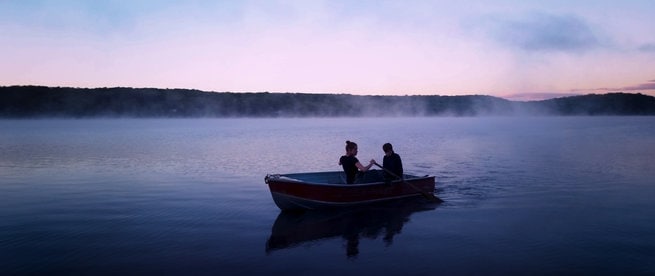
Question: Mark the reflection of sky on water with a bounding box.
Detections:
[1,117,654,274]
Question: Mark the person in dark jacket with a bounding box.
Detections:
[381,143,403,181]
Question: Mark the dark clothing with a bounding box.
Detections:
[383,153,403,180]
[340,155,359,184]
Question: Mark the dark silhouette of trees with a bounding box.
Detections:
[1,86,654,118]
[537,93,655,115]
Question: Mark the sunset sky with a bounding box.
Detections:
[1,0,654,100]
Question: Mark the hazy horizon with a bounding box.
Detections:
[1,84,649,102]
[0,83,644,101]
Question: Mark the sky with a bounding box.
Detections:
[1,0,654,100]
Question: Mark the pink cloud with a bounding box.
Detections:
[501,92,580,101]
[576,79,655,94]
[620,80,655,91]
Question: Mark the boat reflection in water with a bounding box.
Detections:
[265,198,438,258]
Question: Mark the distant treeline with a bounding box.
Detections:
[1,86,654,117]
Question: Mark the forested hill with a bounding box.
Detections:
[1,86,654,117]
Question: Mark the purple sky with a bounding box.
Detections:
[1,0,654,100]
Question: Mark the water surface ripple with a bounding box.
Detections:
[1,117,654,275]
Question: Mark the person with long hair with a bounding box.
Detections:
[339,140,375,184]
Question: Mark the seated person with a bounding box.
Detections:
[381,143,403,181]
[339,140,375,184]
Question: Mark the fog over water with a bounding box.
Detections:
[1,117,654,275]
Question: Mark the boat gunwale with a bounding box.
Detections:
[265,171,434,187]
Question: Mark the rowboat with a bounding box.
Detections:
[264,170,436,211]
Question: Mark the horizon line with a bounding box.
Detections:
[2,84,651,102]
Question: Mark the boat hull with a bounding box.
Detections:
[265,171,436,211]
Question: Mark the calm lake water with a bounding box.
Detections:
[1,117,654,275]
